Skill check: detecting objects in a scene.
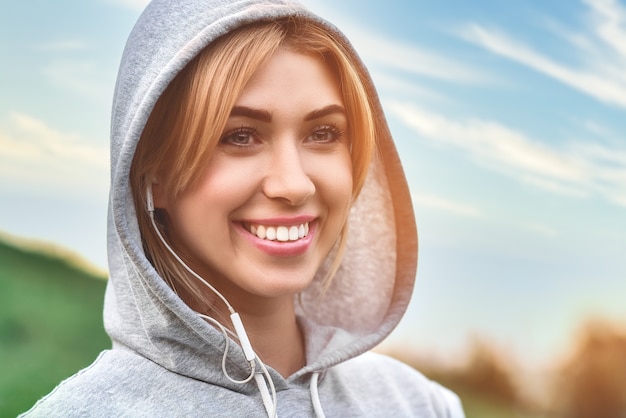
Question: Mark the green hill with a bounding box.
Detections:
[0,235,110,417]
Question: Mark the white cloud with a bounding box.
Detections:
[105,0,149,11]
[339,24,488,84]
[521,175,589,198]
[521,222,559,238]
[389,101,626,208]
[371,71,450,103]
[541,17,596,52]
[585,0,626,58]
[389,102,587,181]
[42,60,110,102]
[412,193,483,218]
[581,119,614,137]
[0,112,108,196]
[611,194,626,207]
[36,40,89,52]
[458,0,626,108]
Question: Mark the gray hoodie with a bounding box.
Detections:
[21,1,464,417]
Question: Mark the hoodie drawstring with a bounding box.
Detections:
[254,373,276,417]
[310,372,326,418]
[252,369,325,418]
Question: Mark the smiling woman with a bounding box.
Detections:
[133,27,365,322]
[20,1,464,417]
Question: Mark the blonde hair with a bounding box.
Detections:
[130,18,376,311]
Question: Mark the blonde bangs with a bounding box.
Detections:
[140,24,285,200]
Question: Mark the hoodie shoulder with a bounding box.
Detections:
[323,351,465,417]
[19,350,267,418]
[19,350,157,417]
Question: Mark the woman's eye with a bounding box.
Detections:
[220,128,257,146]
[308,125,344,143]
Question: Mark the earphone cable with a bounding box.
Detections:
[148,210,235,314]
[147,193,277,416]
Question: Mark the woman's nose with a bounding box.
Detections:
[262,142,315,206]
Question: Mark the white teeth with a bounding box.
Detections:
[276,226,289,242]
[249,222,310,242]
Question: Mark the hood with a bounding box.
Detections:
[105,0,417,390]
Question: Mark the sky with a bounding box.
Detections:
[1,0,625,369]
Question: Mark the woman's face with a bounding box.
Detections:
[155,48,353,305]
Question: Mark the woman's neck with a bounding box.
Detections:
[184,283,306,378]
[235,297,305,378]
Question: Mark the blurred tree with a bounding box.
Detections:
[384,336,525,417]
[553,319,626,418]
[454,337,519,406]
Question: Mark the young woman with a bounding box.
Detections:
[22,0,464,416]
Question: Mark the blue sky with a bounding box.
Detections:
[1,0,625,368]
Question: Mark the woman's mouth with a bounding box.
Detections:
[247,222,310,242]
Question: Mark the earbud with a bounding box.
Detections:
[146,184,155,213]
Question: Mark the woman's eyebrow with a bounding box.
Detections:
[304,104,346,121]
[229,104,346,122]
[230,106,272,122]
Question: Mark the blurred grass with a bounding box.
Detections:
[421,371,534,418]
[456,389,524,418]
[436,381,537,418]
[0,236,110,417]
